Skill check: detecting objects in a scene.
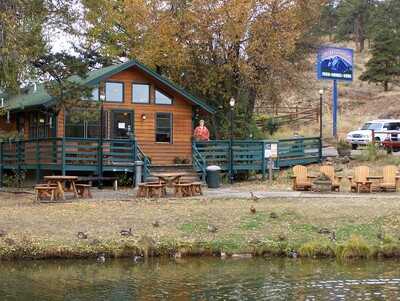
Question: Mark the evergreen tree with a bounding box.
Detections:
[336,0,376,52]
[360,0,400,91]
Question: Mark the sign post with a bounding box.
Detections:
[317,47,354,138]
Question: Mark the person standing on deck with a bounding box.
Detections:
[194,120,210,141]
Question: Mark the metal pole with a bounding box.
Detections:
[319,92,323,162]
[230,107,234,184]
[332,80,338,138]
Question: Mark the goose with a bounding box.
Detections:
[250,205,256,214]
[208,224,218,233]
[120,228,133,236]
[250,192,259,202]
[77,232,88,239]
[97,253,106,263]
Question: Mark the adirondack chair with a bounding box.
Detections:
[379,165,399,192]
[320,165,342,192]
[348,166,372,193]
[292,165,315,191]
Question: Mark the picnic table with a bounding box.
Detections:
[44,176,79,200]
[151,172,190,187]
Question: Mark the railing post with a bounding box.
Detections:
[0,142,3,188]
[35,139,41,184]
[17,139,22,178]
[61,137,66,176]
[261,141,266,180]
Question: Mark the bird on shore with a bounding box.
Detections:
[97,253,106,263]
[270,212,278,219]
[120,228,133,237]
[152,221,160,228]
[318,228,331,235]
[250,205,256,214]
[208,224,218,233]
[330,231,336,242]
[250,192,259,202]
[133,255,144,263]
[77,232,88,239]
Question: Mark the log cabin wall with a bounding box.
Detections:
[56,66,194,165]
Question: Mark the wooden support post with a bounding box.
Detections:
[0,142,3,188]
[269,159,273,182]
[35,140,41,184]
[261,142,266,180]
[61,138,66,176]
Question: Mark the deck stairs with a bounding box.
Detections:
[145,164,201,183]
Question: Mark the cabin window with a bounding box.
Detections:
[155,90,172,105]
[155,112,172,143]
[29,112,55,139]
[105,82,124,102]
[132,83,150,104]
[65,110,107,138]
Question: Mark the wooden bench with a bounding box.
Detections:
[75,184,92,198]
[190,182,203,196]
[34,186,58,202]
[77,176,118,190]
[173,183,192,197]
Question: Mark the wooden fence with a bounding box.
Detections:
[255,105,319,127]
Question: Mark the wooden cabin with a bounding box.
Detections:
[0,60,215,177]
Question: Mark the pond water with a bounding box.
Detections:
[1,257,400,300]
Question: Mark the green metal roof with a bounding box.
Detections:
[6,59,215,113]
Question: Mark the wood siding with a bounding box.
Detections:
[57,66,194,164]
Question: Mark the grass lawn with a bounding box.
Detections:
[1,191,400,260]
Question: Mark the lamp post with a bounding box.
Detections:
[98,92,105,188]
[229,97,235,184]
[319,89,324,162]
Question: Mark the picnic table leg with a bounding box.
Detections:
[57,181,65,200]
[71,181,79,198]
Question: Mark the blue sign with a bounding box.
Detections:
[317,47,354,81]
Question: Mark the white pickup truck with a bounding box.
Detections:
[346,119,400,149]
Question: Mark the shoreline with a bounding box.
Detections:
[1,235,400,261]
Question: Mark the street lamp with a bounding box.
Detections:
[229,97,235,184]
[319,89,324,162]
[98,92,105,188]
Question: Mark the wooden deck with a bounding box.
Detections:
[0,138,146,183]
[193,137,322,179]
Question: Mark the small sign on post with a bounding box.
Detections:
[265,144,278,181]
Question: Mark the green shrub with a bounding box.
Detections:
[336,235,370,260]
[263,118,280,135]
[299,241,335,258]
[116,172,133,187]
[3,170,26,188]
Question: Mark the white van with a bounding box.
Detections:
[346,119,400,149]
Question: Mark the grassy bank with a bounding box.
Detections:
[2,192,400,260]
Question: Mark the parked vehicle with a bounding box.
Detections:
[346,119,400,150]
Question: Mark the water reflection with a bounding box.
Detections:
[0,258,400,300]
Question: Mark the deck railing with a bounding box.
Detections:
[0,138,139,182]
[193,137,321,178]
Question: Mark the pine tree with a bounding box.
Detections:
[360,0,400,91]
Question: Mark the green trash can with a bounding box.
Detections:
[206,165,221,188]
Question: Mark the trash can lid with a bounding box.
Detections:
[206,165,221,171]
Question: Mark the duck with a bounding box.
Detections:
[318,228,331,235]
[120,228,133,237]
[288,250,298,259]
[330,231,336,242]
[250,192,259,202]
[270,212,278,219]
[250,205,256,214]
[152,221,160,228]
[208,224,218,233]
[133,255,144,263]
[77,232,88,239]
[96,253,106,263]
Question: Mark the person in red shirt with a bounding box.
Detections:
[193,120,210,141]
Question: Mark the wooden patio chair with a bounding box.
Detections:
[292,165,315,191]
[320,165,342,192]
[348,166,372,193]
[378,165,399,192]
